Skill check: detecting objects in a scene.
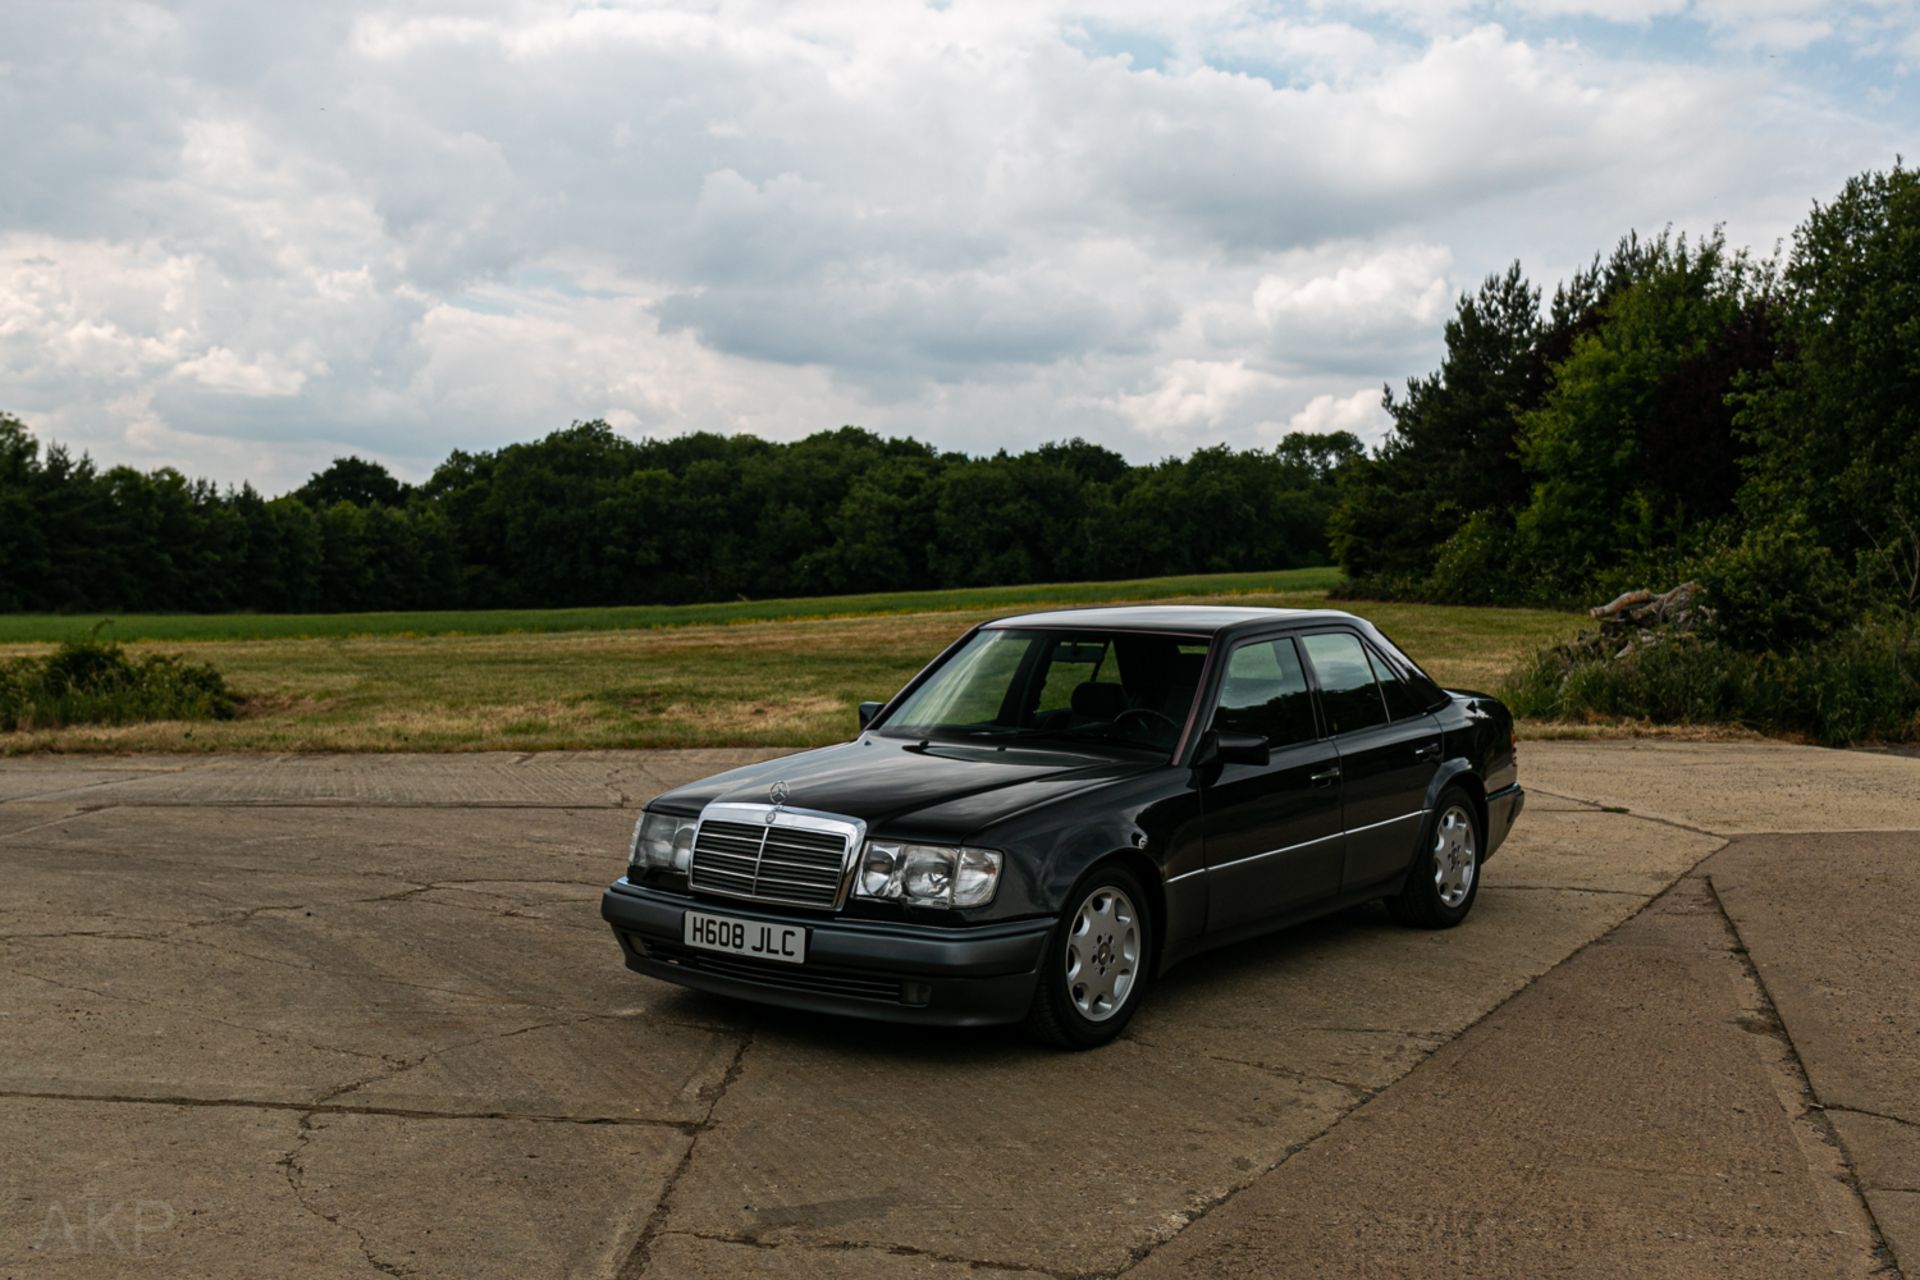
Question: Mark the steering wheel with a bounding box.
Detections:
[1113,707,1181,733]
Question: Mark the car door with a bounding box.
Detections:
[1298,630,1442,892]
[1198,635,1345,933]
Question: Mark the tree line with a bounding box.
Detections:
[6,160,1913,643]
[1334,161,1918,744]
[0,417,1362,614]
[1331,163,1919,643]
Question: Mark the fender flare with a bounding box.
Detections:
[1424,760,1486,835]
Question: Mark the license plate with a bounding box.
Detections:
[683,910,807,965]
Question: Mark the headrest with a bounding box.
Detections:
[1070,681,1128,721]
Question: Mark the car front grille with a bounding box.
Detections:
[686,803,861,910]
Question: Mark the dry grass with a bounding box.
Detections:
[0,587,1587,755]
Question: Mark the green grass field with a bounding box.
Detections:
[0,567,1343,644]
[0,568,1588,755]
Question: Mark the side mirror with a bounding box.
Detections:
[857,700,885,729]
[1195,729,1269,768]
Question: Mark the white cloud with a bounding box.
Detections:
[1251,243,1455,364]
[1101,359,1289,438]
[173,347,318,397]
[1288,389,1394,444]
[0,0,1912,491]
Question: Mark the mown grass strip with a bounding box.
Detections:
[0,567,1344,645]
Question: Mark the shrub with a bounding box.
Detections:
[1424,512,1521,606]
[1501,622,1919,746]
[1691,522,1849,653]
[0,637,238,733]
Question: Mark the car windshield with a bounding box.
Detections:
[878,628,1208,755]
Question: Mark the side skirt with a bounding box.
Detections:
[1156,869,1407,974]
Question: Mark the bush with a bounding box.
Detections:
[1691,522,1850,652]
[0,637,238,732]
[1424,512,1521,606]
[1501,622,1919,746]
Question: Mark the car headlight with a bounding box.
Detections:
[630,811,697,874]
[856,841,1002,908]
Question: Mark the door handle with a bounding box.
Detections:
[1310,765,1341,787]
[1414,742,1441,760]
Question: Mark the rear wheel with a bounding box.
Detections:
[1388,788,1481,929]
[1023,865,1152,1049]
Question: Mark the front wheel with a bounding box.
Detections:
[1022,865,1152,1049]
[1387,789,1482,929]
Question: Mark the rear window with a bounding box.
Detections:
[1368,646,1429,722]
[1367,632,1450,711]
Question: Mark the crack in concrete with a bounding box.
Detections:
[1123,1033,1377,1101]
[0,928,173,942]
[1490,883,1653,897]
[0,760,222,811]
[0,963,398,1065]
[0,908,691,1026]
[1817,1102,1920,1133]
[1527,786,1728,840]
[616,1028,757,1279]
[657,1228,1084,1278]
[309,1012,611,1106]
[1703,875,1902,1277]
[279,1110,414,1278]
[0,805,116,841]
[1283,1025,1448,1039]
[0,1087,699,1129]
[1112,856,1739,1277]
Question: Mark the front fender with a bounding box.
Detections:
[1032,818,1154,912]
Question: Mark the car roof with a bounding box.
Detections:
[982,604,1363,635]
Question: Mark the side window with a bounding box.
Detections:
[1211,638,1317,748]
[1301,632,1389,736]
[1367,646,1427,722]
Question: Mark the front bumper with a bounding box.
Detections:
[601,880,1052,1027]
[1485,783,1525,859]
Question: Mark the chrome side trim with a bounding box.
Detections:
[1345,809,1429,838]
[1209,827,1343,871]
[1179,809,1429,879]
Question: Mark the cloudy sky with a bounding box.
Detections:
[2,1,1916,493]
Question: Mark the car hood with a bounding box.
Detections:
[649,734,1160,834]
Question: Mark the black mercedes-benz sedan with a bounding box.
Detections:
[601,605,1524,1048]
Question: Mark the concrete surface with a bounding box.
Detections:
[1128,875,1885,1278]
[0,743,1913,1277]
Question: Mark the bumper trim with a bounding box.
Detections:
[602,881,1052,1027]
[1485,782,1525,860]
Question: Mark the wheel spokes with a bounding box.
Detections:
[1431,805,1477,907]
[1066,884,1141,1021]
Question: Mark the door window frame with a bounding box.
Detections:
[1200,632,1326,751]
[1294,626,1398,741]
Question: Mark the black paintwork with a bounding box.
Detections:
[603,605,1524,1024]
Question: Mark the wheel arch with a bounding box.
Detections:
[1428,762,1487,837]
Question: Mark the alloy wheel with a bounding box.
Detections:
[1066,885,1140,1021]
[1432,804,1477,908]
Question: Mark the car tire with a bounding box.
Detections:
[1387,787,1482,929]
[1022,864,1153,1049]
